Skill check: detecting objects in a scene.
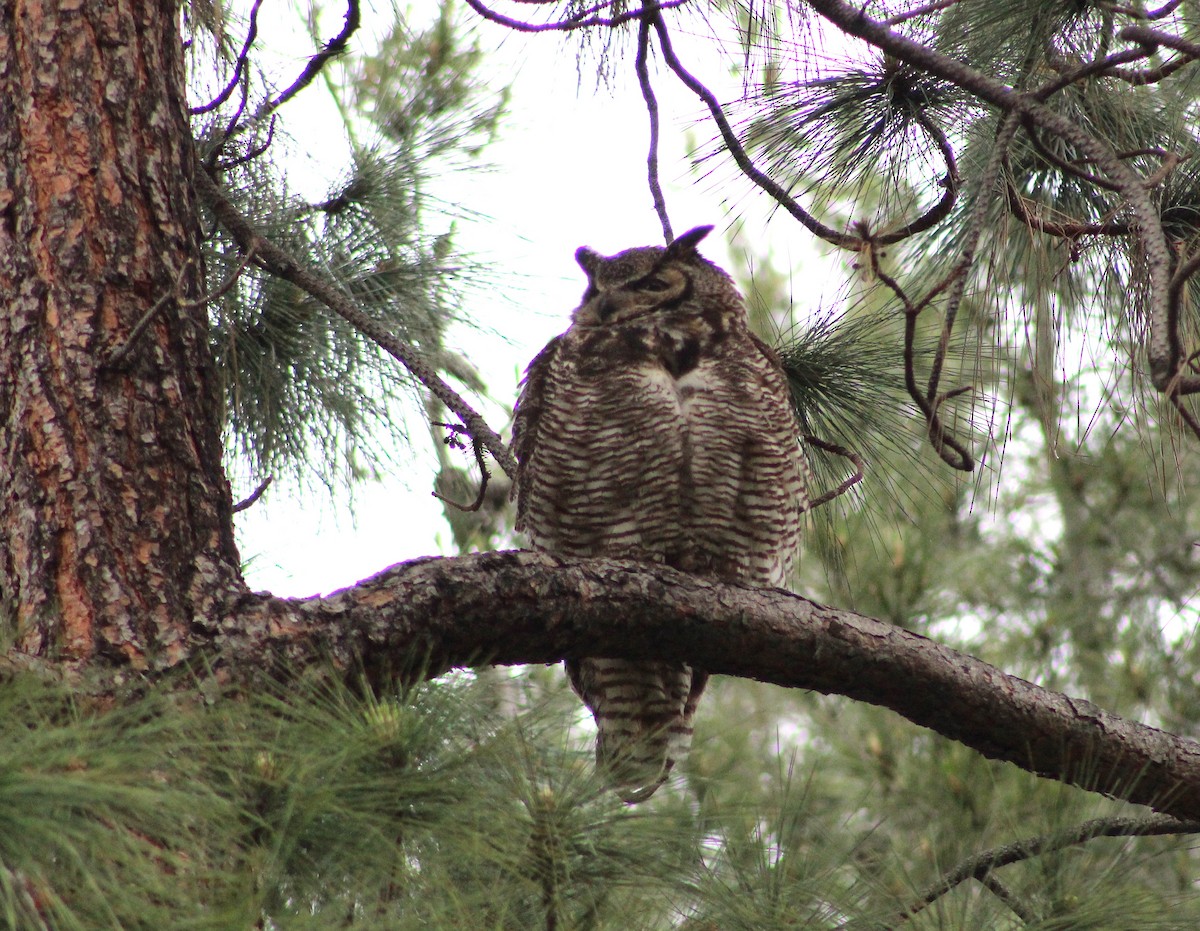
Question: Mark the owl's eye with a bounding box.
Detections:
[637,275,673,292]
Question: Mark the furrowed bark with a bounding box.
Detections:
[0,0,245,668]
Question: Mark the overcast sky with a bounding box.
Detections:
[232,1,837,597]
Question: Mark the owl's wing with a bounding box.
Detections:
[512,328,691,558]
[511,335,563,533]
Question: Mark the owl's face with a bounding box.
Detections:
[571,225,732,326]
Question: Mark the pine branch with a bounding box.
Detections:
[191,154,518,480]
[800,0,1192,413]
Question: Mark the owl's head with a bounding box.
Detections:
[571,225,739,326]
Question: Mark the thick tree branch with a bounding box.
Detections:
[210,549,1200,822]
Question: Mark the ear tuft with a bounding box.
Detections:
[575,246,603,276]
[665,225,714,259]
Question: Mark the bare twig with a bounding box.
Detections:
[1169,394,1200,443]
[651,12,860,248]
[1119,25,1200,60]
[190,0,264,116]
[250,0,361,125]
[432,423,493,513]
[1109,53,1194,85]
[890,814,1200,925]
[1036,45,1152,101]
[880,0,964,27]
[104,262,191,369]
[204,70,252,171]
[799,435,864,511]
[883,109,961,241]
[925,113,1014,439]
[872,253,975,470]
[192,157,519,479]
[1103,0,1183,19]
[215,115,277,171]
[232,476,273,513]
[106,246,259,370]
[464,0,692,33]
[635,11,672,243]
[854,113,1015,472]
[1020,118,1123,191]
[653,14,958,249]
[1004,179,1130,238]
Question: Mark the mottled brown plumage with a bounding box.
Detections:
[512,226,808,802]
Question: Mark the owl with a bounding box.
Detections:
[512,225,808,802]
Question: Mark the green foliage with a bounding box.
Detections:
[0,678,244,929]
[6,669,1199,929]
[190,1,506,494]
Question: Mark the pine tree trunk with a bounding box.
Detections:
[0,1,244,669]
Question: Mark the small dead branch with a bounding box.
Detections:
[880,0,965,27]
[432,422,492,513]
[464,0,692,33]
[1103,0,1183,19]
[635,10,672,243]
[979,873,1038,925]
[105,247,258,370]
[1037,45,1154,102]
[1108,54,1195,85]
[652,14,958,250]
[1004,178,1131,238]
[854,227,975,470]
[651,12,860,249]
[1120,24,1200,60]
[253,0,361,123]
[190,0,263,116]
[232,476,273,513]
[215,115,277,171]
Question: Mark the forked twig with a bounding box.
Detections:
[104,246,258,369]
[464,0,691,33]
[432,422,493,513]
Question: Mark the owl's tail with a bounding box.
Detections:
[567,658,708,803]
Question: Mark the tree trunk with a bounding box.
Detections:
[0,0,244,669]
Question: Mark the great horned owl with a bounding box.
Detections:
[512,225,808,802]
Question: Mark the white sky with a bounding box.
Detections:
[234,1,839,597]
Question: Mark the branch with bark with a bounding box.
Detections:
[204,549,1200,823]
